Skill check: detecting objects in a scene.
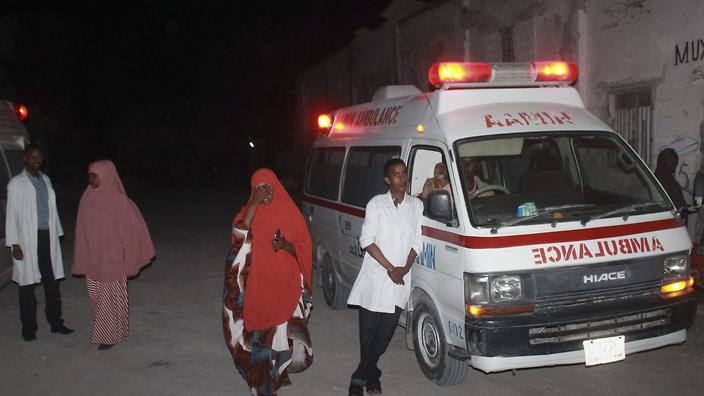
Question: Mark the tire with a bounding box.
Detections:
[412,295,467,386]
[321,254,346,309]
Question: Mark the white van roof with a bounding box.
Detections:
[318,86,613,145]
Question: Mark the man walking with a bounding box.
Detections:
[347,158,423,395]
[6,144,73,341]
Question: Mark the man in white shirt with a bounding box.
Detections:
[347,158,423,396]
[6,144,72,341]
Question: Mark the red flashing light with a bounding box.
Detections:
[533,61,578,82]
[428,62,492,87]
[317,114,332,130]
[15,104,29,122]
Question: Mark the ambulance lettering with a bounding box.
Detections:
[350,236,365,258]
[531,236,665,265]
[415,242,436,270]
[336,106,403,128]
[485,111,574,128]
[350,105,402,127]
[448,320,464,340]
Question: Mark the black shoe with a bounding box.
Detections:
[98,344,113,351]
[51,325,74,335]
[348,384,364,396]
[22,333,37,342]
[366,381,382,394]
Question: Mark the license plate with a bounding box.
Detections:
[583,335,625,366]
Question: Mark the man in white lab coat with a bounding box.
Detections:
[6,144,73,341]
[346,158,423,396]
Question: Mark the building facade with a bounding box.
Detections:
[296,0,704,232]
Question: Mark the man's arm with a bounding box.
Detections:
[388,248,417,284]
[5,181,23,260]
[391,199,424,281]
[359,197,404,285]
[366,243,405,286]
[364,243,395,271]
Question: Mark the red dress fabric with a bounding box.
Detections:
[86,276,129,345]
[233,169,312,331]
[72,160,155,282]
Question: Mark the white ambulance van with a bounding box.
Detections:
[0,100,29,286]
[302,62,698,384]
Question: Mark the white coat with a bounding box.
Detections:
[5,170,65,286]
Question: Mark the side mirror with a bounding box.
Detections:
[426,189,453,223]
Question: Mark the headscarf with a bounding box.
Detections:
[72,160,155,282]
[233,168,312,331]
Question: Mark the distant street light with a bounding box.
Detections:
[248,136,255,149]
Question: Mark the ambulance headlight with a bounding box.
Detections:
[490,276,522,302]
[664,255,689,280]
[465,273,535,306]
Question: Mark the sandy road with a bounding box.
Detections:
[0,183,702,396]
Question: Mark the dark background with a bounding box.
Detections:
[0,1,391,188]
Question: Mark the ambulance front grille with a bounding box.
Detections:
[534,280,662,308]
[527,308,671,345]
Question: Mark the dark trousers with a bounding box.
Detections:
[18,231,63,336]
[351,306,402,385]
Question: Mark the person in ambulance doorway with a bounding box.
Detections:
[346,158,423,396]
[5,144,73,341]
[654,148,688,224]
[418,162,452,201]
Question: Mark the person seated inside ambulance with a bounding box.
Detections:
[419,162,452,200]
[463,157,494,198]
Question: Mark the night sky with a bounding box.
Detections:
[1,2,391,182]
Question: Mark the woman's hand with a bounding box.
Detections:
[272,230,297,257]
[252,183,273,205]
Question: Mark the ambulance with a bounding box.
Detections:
[302,61,698,384]
[0,99,30,286]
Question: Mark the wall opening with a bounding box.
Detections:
[608,88,653,165]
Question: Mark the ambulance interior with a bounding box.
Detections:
[456,132,672,228]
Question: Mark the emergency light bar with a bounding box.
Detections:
[428,61,578,88]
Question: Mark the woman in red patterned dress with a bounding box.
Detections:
[223,168,313,395]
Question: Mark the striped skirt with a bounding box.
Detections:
[86,276,129,345]
[223,234,313,396]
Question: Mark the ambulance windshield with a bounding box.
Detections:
[456,132,672,228]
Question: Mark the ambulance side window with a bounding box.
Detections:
[341,146,401,207]
[409,147,452,216]
[305,147,345,200]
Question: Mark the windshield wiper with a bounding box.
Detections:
[490,204,594,234]
[580,201,663,225]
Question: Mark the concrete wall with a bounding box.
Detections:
[583,0,704,193]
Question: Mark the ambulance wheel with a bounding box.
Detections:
[413,295,467,386]
[321,254,345,309]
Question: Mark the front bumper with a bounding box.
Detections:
[465,294,697,373]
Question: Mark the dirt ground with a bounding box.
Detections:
[0,184,702,396]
